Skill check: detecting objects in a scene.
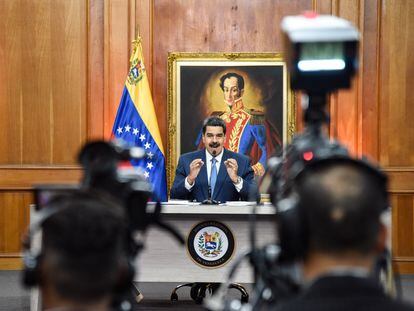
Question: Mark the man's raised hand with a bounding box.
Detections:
[187,158,204,185]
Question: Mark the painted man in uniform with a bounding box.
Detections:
[197,72,281,176]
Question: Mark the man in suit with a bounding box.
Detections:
[195,72,282,176]
[170,116,256,202]
[273,160,414,311]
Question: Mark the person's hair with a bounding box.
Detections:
[296,161,387,255]
[41,191,127,304]
[202,116,226,135]
[219,72,245,91]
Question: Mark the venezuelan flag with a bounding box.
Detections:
[112,37,167,201]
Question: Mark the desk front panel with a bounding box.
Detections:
[135,211,276,283]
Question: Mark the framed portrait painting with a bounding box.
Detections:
[167,52,295,189]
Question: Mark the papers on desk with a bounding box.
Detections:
[157,200,275,214]
[220,201,256,206]
[164,199,201,206]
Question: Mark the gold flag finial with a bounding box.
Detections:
[130,25,142,63]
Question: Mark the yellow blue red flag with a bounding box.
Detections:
[112,37,167,201]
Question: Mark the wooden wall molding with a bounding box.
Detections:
[384,168,414,193]
[0,255,23,270]
[395,256,414,275]
[0,167,82,189]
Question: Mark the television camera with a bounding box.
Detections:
[205,13,394,311]
[23,139,184,310]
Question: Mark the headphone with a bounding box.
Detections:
[22,205,60,288]
[22,190,135,293]
[268,132,389,263]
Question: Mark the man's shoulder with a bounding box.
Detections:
[275,298,414,311]
[274,276,414,311]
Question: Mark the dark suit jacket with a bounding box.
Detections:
[170,149,256,202]
[274,276,414,311]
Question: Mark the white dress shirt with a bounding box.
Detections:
[185,150,243,192]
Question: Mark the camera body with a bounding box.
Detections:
[281,13,359,92]
[78,140,154,234]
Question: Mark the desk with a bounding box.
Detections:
[29,203,276,310]
[135,203,276,283]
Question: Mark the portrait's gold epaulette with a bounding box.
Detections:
[248,109,265,125]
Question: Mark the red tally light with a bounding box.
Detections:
[303,11,318,19]
[303,151,314,161]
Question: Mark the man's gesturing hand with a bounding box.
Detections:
[224,158,239,183]
[187,158,204,185]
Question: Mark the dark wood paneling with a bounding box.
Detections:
[378,0,414,270]
[391,195,414,258]
[152,0,312,149]
[379,0,414,167]
[0,191,31,269]
[360,0,380,160]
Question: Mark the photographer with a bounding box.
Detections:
[273,159,414,311]
[34,191,129,311]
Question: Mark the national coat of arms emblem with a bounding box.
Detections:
[127,58,146,85]
[187,220,235,268]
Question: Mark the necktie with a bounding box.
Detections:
[210,157,217,197]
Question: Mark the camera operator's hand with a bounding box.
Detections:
[224,158,239,183]
[187,159,204,185]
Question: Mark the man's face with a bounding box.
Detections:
[223,77,243,107]
[202,126,225,156]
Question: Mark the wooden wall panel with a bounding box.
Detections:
[392,195,414,257]
[329,1,361,154]
[0,0,91,269]
[0,192,31,253]
[0,192,32,269]
[49,0,88,164]
[152,0,312,149]
[135,0,153,85]
[21,0,54,164]
[103,0,135,139]
[392,194,414,273]
[0,0,88,165]
[379,0,414,167]
[360,0,380,160]
[0,0,24,164]
[88,0,105,139]
[378,0,414,272]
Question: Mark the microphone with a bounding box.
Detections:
[202,186,219,205]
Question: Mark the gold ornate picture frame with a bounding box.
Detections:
[167,52,296,190]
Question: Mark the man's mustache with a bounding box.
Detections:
[209,142,221,148]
